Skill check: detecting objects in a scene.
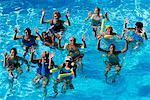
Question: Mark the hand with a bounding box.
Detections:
[97,34,101,40]
[124,18,128,24]
[88,11,92,18]
[14,28,18,33]
[42,8,45,16]
[58,34,62,40]
[49,53,55,59]
[34,28,38,33]
[30,47,35,53]
[4,52,7,58]
[82,34,86,41]
[66,8,69,17]
[122,28,128,34]
[105,12,108,18]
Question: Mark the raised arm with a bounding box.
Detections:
[13,28,23,40]
[35,28,43,41]
[96,39,108,53]
[3,53,8,67]
[30,48,39,64]
[64,9,70,26]
[121,38,129,53]
[40,8,50,24]
[84,11,92,22]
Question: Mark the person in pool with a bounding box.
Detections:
[97,25,122,39]
[3,48,29,79]
[40,8,70,39]
[30,49,55,96]
[85,7,108,37]
[34,28,56,47]
[97,36,129,82]
[50,56,77,97]
[121,20,148,49]
[13,28,39,57]
[58,35,86,73]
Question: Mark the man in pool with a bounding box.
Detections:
[30,49,55,96]
[97,36,129,83]
[121,20,148,49]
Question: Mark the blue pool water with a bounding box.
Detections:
[0,0,150,99]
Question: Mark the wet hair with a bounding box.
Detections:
[109,44,116,52]
[42,31,47,37]
[10,48,17,56]
[95,7,100,15]
[135,22,143,29]
[53,11,61,19]
[106,26,113,33]
[25,28,31,35]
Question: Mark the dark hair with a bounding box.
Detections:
[109,44,116,52]
[53,11,61,19]
[25,28,31,35]
[95,7,100,15]
[135,22,143,29]
[42,31,47,37]
[10,48,17,56]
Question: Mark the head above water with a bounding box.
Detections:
[106,25,113,33]
[69,37,76,44]
[42,31,47,38]
[24,28,31,36]
[53,11,61,19]
[94,7,100,15]
[10,48,17,57]
[109,44,116,53]
[135,22,143,29]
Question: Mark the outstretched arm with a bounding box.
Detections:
[84,11,92,22]
[13,28,23,40]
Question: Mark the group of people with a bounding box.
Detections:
[2,7,148,97]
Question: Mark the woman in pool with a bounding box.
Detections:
[13,28,38,57]
[50,56,77,97]
[58,35,86,73]
[3,48,29,79]
[40,8,70,39]
[97,36,129,82]
[85,7,108,37]
[34,28,56,47]
[30,49,55,96]
[121,20,148,49]
[97,25,122,40]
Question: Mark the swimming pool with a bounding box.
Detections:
[0,0,150,99]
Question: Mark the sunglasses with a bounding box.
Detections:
[65,60,70,62]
